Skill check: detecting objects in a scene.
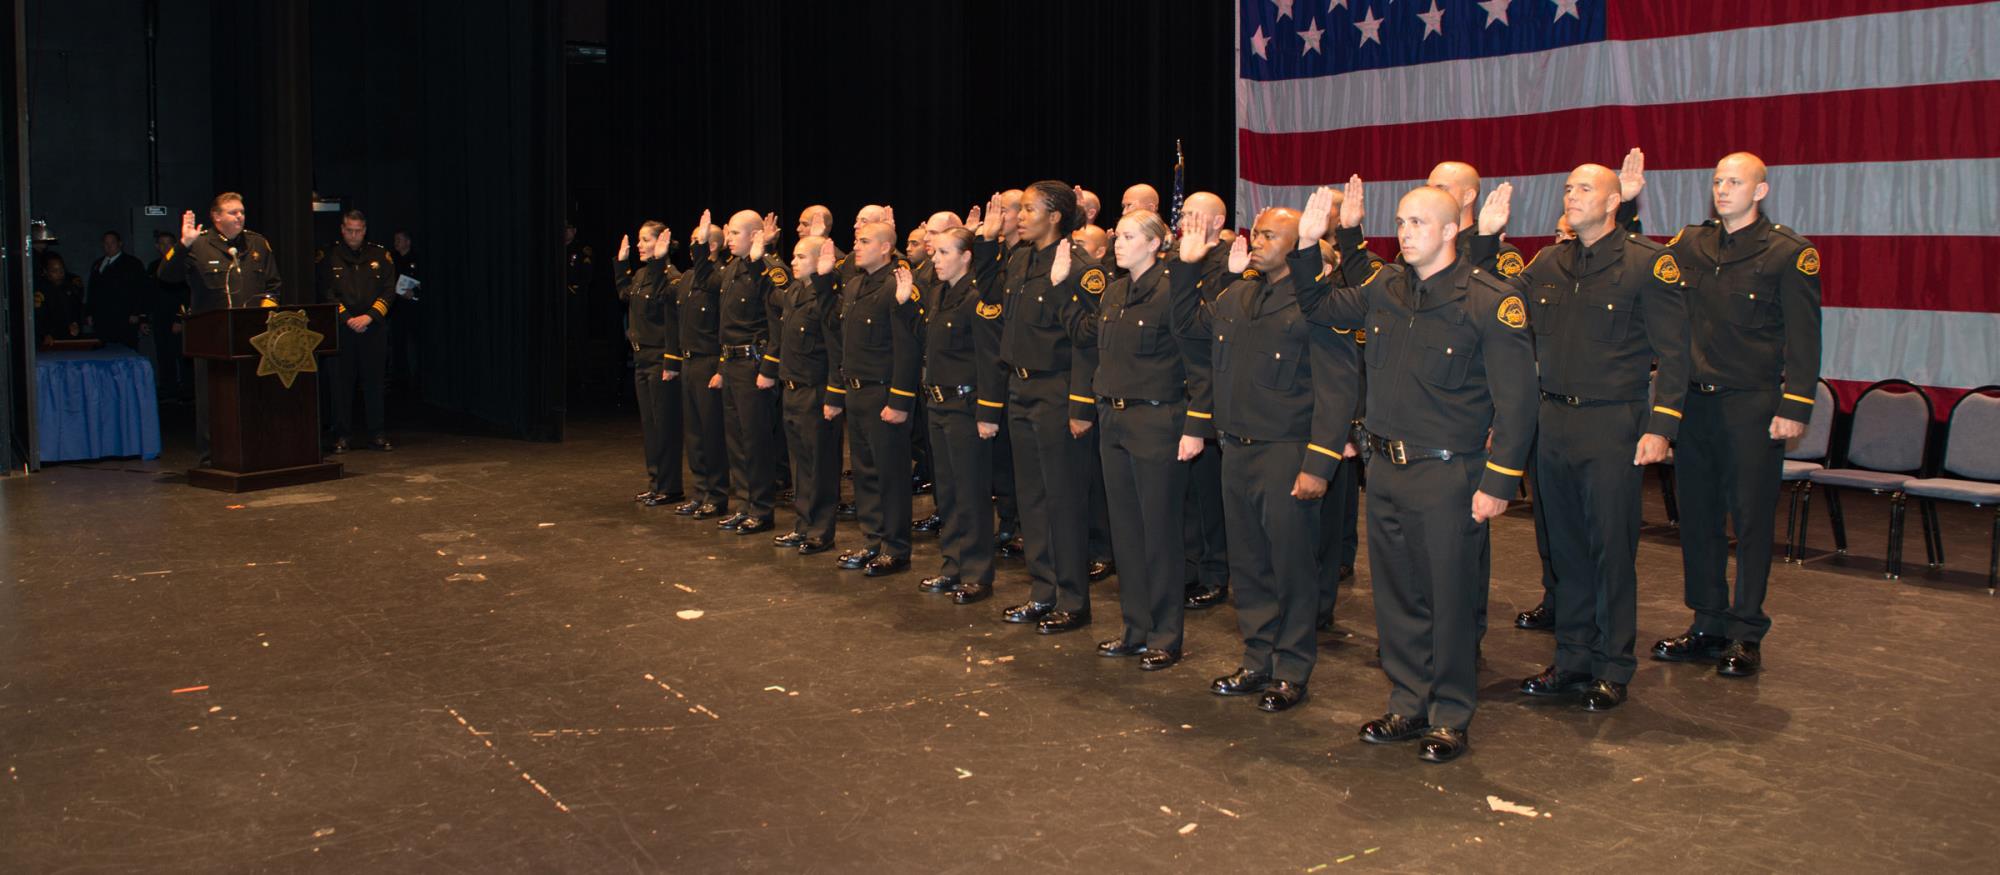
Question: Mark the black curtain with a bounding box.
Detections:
[310,0,567,441]
[581,0,1235,250]
[211,1,314,304]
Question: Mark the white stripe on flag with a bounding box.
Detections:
[1236,3,2000,135]
[1823,307,2000,390]
[1234,159,2000,239]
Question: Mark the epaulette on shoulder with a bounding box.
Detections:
[1625,232,1666,252]
[1466,266,1513,296]
[1769,223,1812,247]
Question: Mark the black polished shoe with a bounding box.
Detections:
[1417,727,1469,764]
[1717,641,1762,677]
[862,554,910,577]
[993,530,1020,556]
[1210,668,1271,697]
[1256,681,1307,712]
[914,478,933,495]
[912,513,942,534]
[1037,609,1091,634]
[1651,632,1731,663]
[369,437,395,452]
[690,503,726,520]
[836,501,857,519]
[635,490,658,502]
[674,499,703,516]
[1097,638,1147,658]
[797,537,835,556]
[1582,679,1628,711]
[918,574,960,594]
[715,512,750,530]
[951,580,992,605]
[1359,713,1430,744]
[1515,603,1555,631]
[837,547,880,570]
[997,535,1024,557]
[733,517,774,535]
[1000,600,1055,624]
[1138,650,1181,671]
[1519,665,1592,697]
[643,492,686,507]
[773,531,807,548]
[1184,585,1230,610]
[331,438,350,454]
[1088,561,1114,582]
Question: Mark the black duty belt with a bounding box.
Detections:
[1216,432,1258,446]
[683,350,717,360]
[926,384,975,402]
[1100,396,1174,410]
[720,343,760,360]
[783,379,812,391]
[1012,366,1057,380]
[1365,432,1458,466]
[1540,391,1628,408]
[1689,382,1728,395]
[844,377,885,390]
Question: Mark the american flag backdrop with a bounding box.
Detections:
[1235,0,2000,411]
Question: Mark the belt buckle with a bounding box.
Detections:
[846,378,862,390]
[927,385,945,403]
[1013,366,1031,380]
[1110,398,1126,410]
[1387,439,1408,465]
[1562,394,1581,407]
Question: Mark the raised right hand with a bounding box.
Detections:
[1298,185,1335,243]
[693,210,712,244]
[1477,181,1514,237]
[1338,175,1366,229]
[1226,233,1250,275]
[179,210,201,247]
[617,234,631,262]
[815,239,836,276]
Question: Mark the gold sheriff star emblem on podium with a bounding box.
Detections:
[248,309,324,389]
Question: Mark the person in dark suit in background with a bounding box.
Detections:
[87,231,149,349]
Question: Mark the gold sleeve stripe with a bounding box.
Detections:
[825,385,847,395]
[1486,461,1525,477]
[371,300,390,316]
[1186,410,1213,420]
[1068,394,1094,404]
[977,399,1006,409]
[889,387,917,398]
[663,353,684,361]
[1652,406,1683,419]
[1783,392,1816,405]
[1308,443,1340,458]
[762,354,781,364]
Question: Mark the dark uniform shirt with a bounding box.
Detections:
[822,260,922,414]
[33,274,85,339]
[315,241,396,321]
[986,237,1103,421]
[916,269,1008,425]
[1504,228,1691,437]
[769,259,839,405]
[158,229,281,312]
[617,253,680,361]
[1304,228,1538,497]
[1068,263,1195,416]
[1667,215,1822,423]
[672,244,725,375]
[716,252,789,378]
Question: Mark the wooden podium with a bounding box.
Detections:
[184,304,343,491]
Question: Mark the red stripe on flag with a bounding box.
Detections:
[1356,235,2000,314]
[1239,82,2000,186]
[1825,380,1986,421]
[1607,0,1990,42]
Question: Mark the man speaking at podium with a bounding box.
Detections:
[157,192,282,464]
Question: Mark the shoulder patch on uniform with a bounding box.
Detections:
[1496,295,1527,329]
[1241,269,1261,281]
[1796,247,1820,276]
[765,266,790,286]
[1496,251,1525,277]
[368,260,380,269]
[1079,267,1107,295]
[1668,228,1685,247]
[1651,253,1681,284]
[976,301,1002,320]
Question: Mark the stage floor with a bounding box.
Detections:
[4,414,1996,872]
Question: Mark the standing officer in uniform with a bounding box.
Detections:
[981,181,1100,634]
[1494,164,1689,711]
[820,221,921,577]
[908,227,1006,603]
[1174,192,1234,611]
[1175,206,1358,711]
[712,211,787,535]
[157,193,281,466]
[674,213,731,519]
[618,222,685,507]
[1294,179,1538,763]
[1654,152,1821,678]
[983,189,1026,556]
[769,236,843,556]
[317,210,397,453]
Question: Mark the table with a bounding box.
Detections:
[34,347,162,462]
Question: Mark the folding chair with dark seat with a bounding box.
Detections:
[1800,380,1933,578]
[1780,380,1837,563]
[1899,386,2000,590]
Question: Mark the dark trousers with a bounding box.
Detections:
[1676,388,1783,642]
[928,397,994,585]
[720,356,778,520]
[911,402,934,489]
[1085,428,1113,565]
[1539,400,1647,683]
[634,358,684,495]
[1219,439,1321,683]
[1008,373,1092,612]
[846,384,913,558]
[1183,440,1228,589]
[329,318,388,440]
[681,356,730,508]
[992,418,1020,533]
[781,383,840,541]
[1314,453,1359,625]
[1368,450,1490,732]
[1338,456,1360,566]
[1528,451,1558,612]
[1100,403,1189,652]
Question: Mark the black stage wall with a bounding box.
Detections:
[575,0,1236,254]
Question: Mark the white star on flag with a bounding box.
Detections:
[1328,0,1349,10]
[1299,18,1326,54]
[1251,25,1271,59]
[1553,0,1581,22]
[1273,0,1296,21]
[1478,0,1512,27]
[1355,7,1384,45]
[1418,0,1446,38]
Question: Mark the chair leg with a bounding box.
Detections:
[1920,499,1941,568]
[1659,465,1679,526]
[1926,499,1945,567]
[1988,507,1998,592]
[1794,483,1815,563]
[1827,487,1848,554]
[1886,492,1905,579]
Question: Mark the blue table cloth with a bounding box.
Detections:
[35,347,162,462]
